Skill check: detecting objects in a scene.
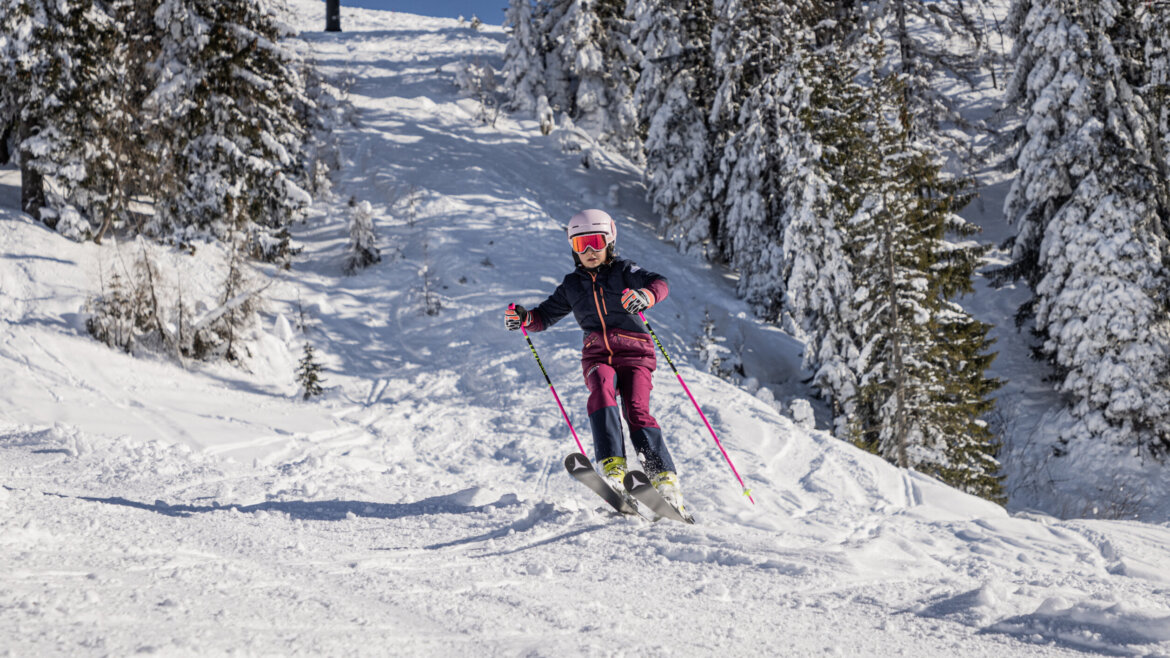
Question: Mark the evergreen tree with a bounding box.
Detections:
[852,0,993,154]
[91,0,159,243]
[297,342,325,400]
[502,0,546,113]
[1140,2,1170,231]
[1004,0,1170,455]
[531,0,573,116]
[344,198,381,274]
[841,54,1002,500]
[0,0,133,238]
[1001,0,1087,290]
[145,0,312,263]
[709,0,814,317]
[540,0,640,158]
[2,0,322,258]
[782,43,863,440]
[628,0,717,257]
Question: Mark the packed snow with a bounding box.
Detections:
[2,2,1170,655]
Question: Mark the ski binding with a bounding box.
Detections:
[563,453,644,518]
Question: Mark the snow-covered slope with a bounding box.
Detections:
[3,3,1170,655]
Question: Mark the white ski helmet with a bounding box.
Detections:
[566,209,616,244]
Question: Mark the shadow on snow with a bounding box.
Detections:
[40,488,520,522]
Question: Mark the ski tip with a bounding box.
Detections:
[564,452,590,471]
[623,470,650,491]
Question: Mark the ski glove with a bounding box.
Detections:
[505,304,531,331]
[621,288,655,314]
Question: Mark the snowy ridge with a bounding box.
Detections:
[2,2,1170,655]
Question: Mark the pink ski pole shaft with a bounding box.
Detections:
[512,305,587,455]
[633,305,754,504]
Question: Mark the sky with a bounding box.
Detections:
[324,0,509,21]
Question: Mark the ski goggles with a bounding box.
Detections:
[569,232,611,254]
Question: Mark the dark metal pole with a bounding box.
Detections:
[325,0,341,31]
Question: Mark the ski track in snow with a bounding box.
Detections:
[3,2,1170,656]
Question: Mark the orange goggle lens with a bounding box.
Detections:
[570,233,609,254]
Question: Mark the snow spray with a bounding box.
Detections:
[512,304,587,455]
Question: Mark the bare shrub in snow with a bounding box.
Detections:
[695,309,742,381]
[456,57,501,125]
[188,241,265,364]
[420,239,441,317]
[85,243,175,354]
[85,240,265,366]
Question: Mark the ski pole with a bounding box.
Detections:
[628,297,755,504]
[511,304,587,455]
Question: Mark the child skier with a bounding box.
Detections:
[505,209,686,513]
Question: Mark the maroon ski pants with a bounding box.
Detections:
[582,329,675,474]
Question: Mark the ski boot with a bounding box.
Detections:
[652,471,688,516]
[600,456,628,494]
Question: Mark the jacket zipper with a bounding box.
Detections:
[589,272,614,364]
[618,332,649,343]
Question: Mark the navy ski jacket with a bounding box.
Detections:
[526,258,669,339]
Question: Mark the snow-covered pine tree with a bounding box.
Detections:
[1004,0,1170,455]
[298,52,347,201]
[0,0,52,220]
[919,131,1003,501]
[297,342,325,400]
[844,51,1002,500]
[85,270,137,352]
[781,42,862,440]
[344,199,381,274]
[146,0,312,264]
[709,0,814,319]
[1140,2,1170,232]
[628,0,717,257]
[502,0,547,113]
[851,0,992,157]
[1000,0,1083,292]
[91,1,160,243]
[1033,176,1170,455]
[0,0,134,239]
[530,0,572,116]
[540,0,640,158]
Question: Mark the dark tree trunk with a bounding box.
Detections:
[0,122,11,165]
[21,162,47,226]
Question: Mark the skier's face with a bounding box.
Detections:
[579,245,606,269]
